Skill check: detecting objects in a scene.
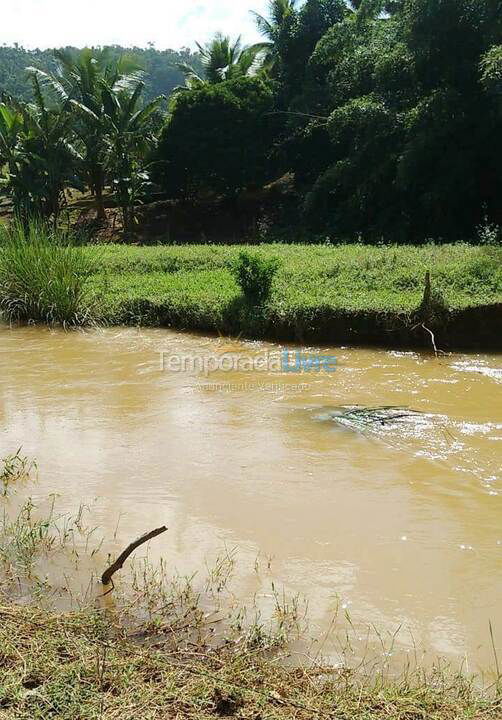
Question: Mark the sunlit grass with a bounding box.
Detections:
[0,220,95,327]
[84,244,501,345]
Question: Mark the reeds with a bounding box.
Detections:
[0,450,33,497]
[0,219,95,326]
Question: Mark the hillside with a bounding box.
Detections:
[0,44,202,102]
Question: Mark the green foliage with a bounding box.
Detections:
[0,47,165,227]
[481,45,502,96]
[0,450,33,496]
[0,83,81,220]
[176,34,263,90]
[232,251,280,303]
[290,0,502,241]
[0,0,501,244]
[103,82,165,232]
[0,44,201,103]
[155,77,276,198]
[250,0,299,76]
[87,244,501,341]
[31,48,149,220]
[0,220,94,326]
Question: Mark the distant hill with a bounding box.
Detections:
[0,44,202,102]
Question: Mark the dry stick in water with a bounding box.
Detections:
[101,526,167,586]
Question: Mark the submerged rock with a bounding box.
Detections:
[319,406,422,432]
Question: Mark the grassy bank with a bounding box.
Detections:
[0,235,500,347]
[88,244,502,349]
[1,604,499,719]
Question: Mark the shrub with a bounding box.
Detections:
[232,251,279,304]
[0,220,94,326]
[154,77,277,199]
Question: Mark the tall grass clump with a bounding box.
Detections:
[0,219,94,326]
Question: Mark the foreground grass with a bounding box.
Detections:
[87,244,502,347]
[1,605,500,720]
[1,457,501,719]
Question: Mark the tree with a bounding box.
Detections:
[175,34,262,92]
[0,75,80,222]
[250,0,298,74]
[103,82,165,233]
[155,77,276,199]
[0,44,202,103]
[396,0,502,238]
[29,48,144,220]
[298,0,502,241]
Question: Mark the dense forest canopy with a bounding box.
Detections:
[0,0,501,243]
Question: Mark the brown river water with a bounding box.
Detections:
[0,326,501,675]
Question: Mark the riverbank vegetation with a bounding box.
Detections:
[91,243,501,347]
[0,221,94,326]
[3,605,499,719]
[1,457,501,719]
[0,0,501,243]
[0,236,499,346]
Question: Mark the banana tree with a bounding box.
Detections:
[0,75,80,222]
[28,48,143,221]
[0,101,26,210]
[101,82,165,234]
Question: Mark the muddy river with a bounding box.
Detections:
[0,326,501,674]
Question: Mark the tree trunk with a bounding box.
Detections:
[95,181,106,222]
[92,165,106,222]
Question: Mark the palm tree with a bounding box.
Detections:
[28,48,143,220]
[101,82,165,233]
[250,0,298,73]
[175,33,262,91]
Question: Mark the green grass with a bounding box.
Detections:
[0,239,500,344]
[86,244,501,346]
[0,221,95,327]
[88,244,501,306]
[1,604,500,720]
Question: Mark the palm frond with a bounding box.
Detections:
[251,10,276,42]
[130,96,165,130]
[25,67,70,107]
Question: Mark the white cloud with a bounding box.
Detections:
[1,0,271,50]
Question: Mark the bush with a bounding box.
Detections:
[232,251,280,304]
[0,220,94,326]
[154,77,277,199]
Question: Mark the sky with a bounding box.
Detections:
[1,0,271,51]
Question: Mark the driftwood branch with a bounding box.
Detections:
[420,323,447,357]
[101,526,167,585]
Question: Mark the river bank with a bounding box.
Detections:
[1,604,499,719]
[89,244,502,350]
[1,453,501,719]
